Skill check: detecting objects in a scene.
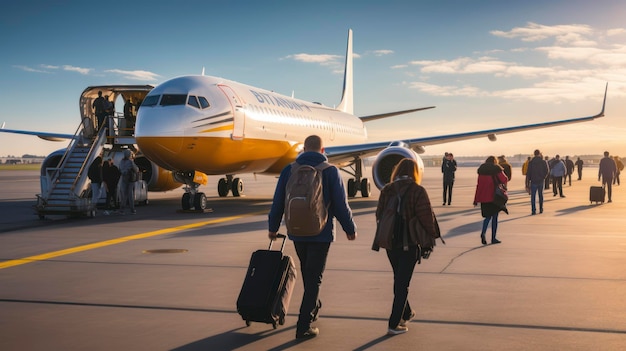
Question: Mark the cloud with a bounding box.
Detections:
[607,28,626,36]
[405,82,485,97]
[283,53,342,65]
[371,50,394,56]
[62,65,92,75]
[13,65,50,73]
[398,23,626,103]
[410,57,511,75]
[104,69,160,81]
[490,22,593,43]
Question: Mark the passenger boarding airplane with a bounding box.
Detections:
[1,29,607,212]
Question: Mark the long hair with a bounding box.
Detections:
[390,158,420,183]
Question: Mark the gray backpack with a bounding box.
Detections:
[284,162,332,236]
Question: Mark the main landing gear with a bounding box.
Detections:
[217,175,244,197]
[343,158,371,198]
[174,171,208,211]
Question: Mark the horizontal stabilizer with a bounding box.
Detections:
[359,106,435,122]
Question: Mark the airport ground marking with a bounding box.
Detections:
[0,210,267,270]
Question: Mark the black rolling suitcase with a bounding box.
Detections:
[590,186,605,204]
[237,234,297,329]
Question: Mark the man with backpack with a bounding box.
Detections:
[268,135,357,340]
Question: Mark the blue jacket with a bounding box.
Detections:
[268,151,356,242]
[550,160,566,177]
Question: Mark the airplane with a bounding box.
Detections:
[2,29,607,214]
[134,29,606,210]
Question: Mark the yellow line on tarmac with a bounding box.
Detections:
[0,210,266,270]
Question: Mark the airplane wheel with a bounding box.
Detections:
[182,193,192,210]
[347,179,357,198]
[217,178,229,197]
[232,178,243,197]
[194,192,207,210]
[360,178,371,197]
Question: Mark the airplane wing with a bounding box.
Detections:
[0,127,75,142]
[359,106,436,122]
[326,84,607,164]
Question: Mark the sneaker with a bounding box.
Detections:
[296,327,319,339]
[387,325,408,335]
[399,311,416,327]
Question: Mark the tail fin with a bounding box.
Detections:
[337,29,353,114]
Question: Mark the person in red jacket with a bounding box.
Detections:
[473,156,509,245]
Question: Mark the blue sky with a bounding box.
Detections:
[1,0,625,158]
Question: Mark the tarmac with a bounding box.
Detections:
[1,166,625,350]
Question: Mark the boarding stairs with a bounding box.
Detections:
[36,119,108,218]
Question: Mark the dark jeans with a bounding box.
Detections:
[386,246,419,329]
[443,180,454,204]
[530,182,544,214]
[480,211,500,240]
[294,241,330,332]
[552,176,563,196]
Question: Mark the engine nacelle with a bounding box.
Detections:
[134,155,182,192]
[371,142,425,189]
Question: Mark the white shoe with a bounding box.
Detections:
[387,325,408,335]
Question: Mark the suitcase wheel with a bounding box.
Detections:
[245,320,251,327]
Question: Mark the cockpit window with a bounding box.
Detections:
[142,95,160,107]
[188,95,200,108]
[160,94,187,106]
[198,96,210,109]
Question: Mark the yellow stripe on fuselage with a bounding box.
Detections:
[137,136,300,174]
[200,125,233,133]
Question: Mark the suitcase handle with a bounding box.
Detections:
[269,233,287,252]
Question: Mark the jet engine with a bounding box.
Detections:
[371,141,425,189]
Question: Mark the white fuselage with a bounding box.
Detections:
[135,75,367,175]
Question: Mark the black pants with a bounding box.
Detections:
[564,173,572,186]
[443,180,454,204]
[386,246,419,328]
[602,178,613,201]
[294,241,330,333]
[106,185,117,209]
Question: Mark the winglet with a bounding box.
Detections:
[598,82,608,118]
[337,29,353,114]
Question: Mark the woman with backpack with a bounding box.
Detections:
[373,158,437,336]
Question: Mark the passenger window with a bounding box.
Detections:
[198,96,210,109]
[160,94,187,106]
[188,95,200,108]
[142,95,160,106]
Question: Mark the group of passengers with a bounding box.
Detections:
[87,149,139,215]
